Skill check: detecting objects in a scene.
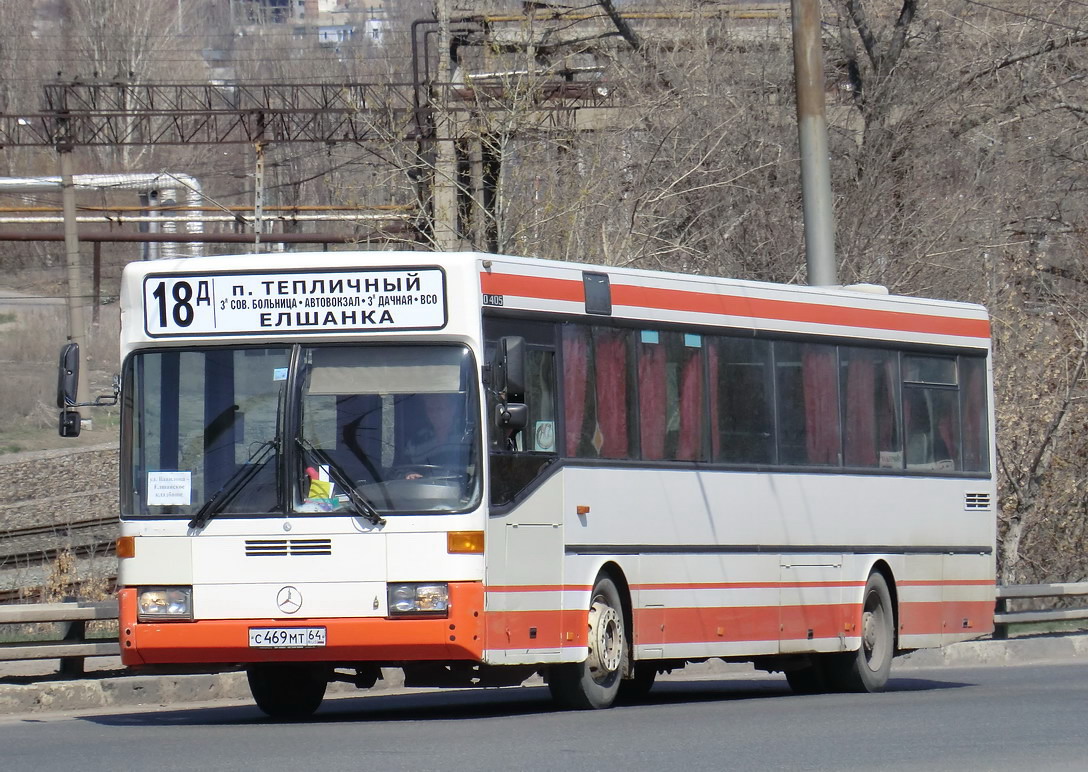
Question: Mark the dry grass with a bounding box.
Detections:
[0,302,121,453]
[41,548,115,604]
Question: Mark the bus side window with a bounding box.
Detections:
[485,322,560,508]
[483,319,558,456]
[840,346,902,470]
[903,355,960,471]
[524,348,557,452]
[775,341,841,466]
[960,356,990,473]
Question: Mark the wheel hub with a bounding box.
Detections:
[862,610,877,651]
[587,601,623,676]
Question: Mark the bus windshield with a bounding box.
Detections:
[122,344,481,518]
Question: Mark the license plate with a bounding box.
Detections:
[248,627,327,649]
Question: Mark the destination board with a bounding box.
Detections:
[142,267,447,337]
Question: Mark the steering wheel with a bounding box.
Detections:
[396,464,461,481]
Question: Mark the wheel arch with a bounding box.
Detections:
[866,559,900,651]
[593,560,635,666]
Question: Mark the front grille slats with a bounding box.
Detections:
[245,538,332,557]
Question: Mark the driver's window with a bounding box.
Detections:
[295,344,482,514]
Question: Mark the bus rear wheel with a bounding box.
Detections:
[617,662,658,703]
[247,663,329,719]
[826,572,895,693]
[547,574,627,710]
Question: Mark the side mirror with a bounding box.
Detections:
[495,403,528,432]
[59,409,81,438]
[494,336,526,402]
[57,342,80,409]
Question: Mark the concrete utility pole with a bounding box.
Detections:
[432,0,459,250]
[254,142,265,253]
[59,151,90,414]
[791,0,838,286]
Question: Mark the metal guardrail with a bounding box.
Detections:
[0,601,120,675]
[1,584,1086,674]
[993,582,1088,638]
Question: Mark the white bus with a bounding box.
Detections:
[62,250,996,716]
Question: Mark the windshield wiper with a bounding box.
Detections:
[297,438,386,527]
[188,439,278,530]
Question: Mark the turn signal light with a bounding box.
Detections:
[116,536,136,558]
[447,531,484,553]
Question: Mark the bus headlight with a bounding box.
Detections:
[388,583,449,616]
[137,586,193,621]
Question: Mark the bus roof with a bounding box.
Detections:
[120,251,990,352]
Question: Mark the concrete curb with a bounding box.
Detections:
[897,632,1088,669]
[0,667,408,718]
[1,634,1084,717]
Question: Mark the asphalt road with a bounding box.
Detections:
[2,662,1085,772]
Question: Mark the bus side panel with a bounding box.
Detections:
[559,466,994,661]
[483,474,590,665]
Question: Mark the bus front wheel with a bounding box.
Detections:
[826,572,895,693]
[548,574,627,710]
[247,663,329,719]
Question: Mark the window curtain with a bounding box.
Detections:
[562,326,589,457]
[802,347,839,465]
[708,342,721,460]
[639,342,667,460]
[843,354,876,466]
[677,349,704,461]
[880,358,899,462]
[594,329,630,458]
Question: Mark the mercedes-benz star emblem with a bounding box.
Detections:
[276,586,302,614]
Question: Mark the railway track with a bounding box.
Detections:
[0,516,118,599]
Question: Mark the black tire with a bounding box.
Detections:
[548,574,627,710]
[247,663,329,719]
[825,572,895,693]
[617,662,658,703]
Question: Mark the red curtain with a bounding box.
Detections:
[843,354,876,466]
[880,359,898,464]
[708,343,721,460]
[562,327,589,456]
[639,342,667,460]
[802,347,839,464]
[677,350,704,461]
[595,330,630,458]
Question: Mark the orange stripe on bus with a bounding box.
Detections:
[899,599,995,636]
[484,609,590,649]
[480,271,990,340]
[633,581,866,591]
[480,273,584,302]
[613,284,991,339]
[487,579,984,593]
[632,604,856,645]
[485,585,593,594]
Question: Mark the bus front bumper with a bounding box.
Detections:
[117,583,484,667]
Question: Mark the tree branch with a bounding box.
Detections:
[594,0,674,91]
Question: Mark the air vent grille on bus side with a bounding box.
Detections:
[964,493,992,511]
[245,539,333,557]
